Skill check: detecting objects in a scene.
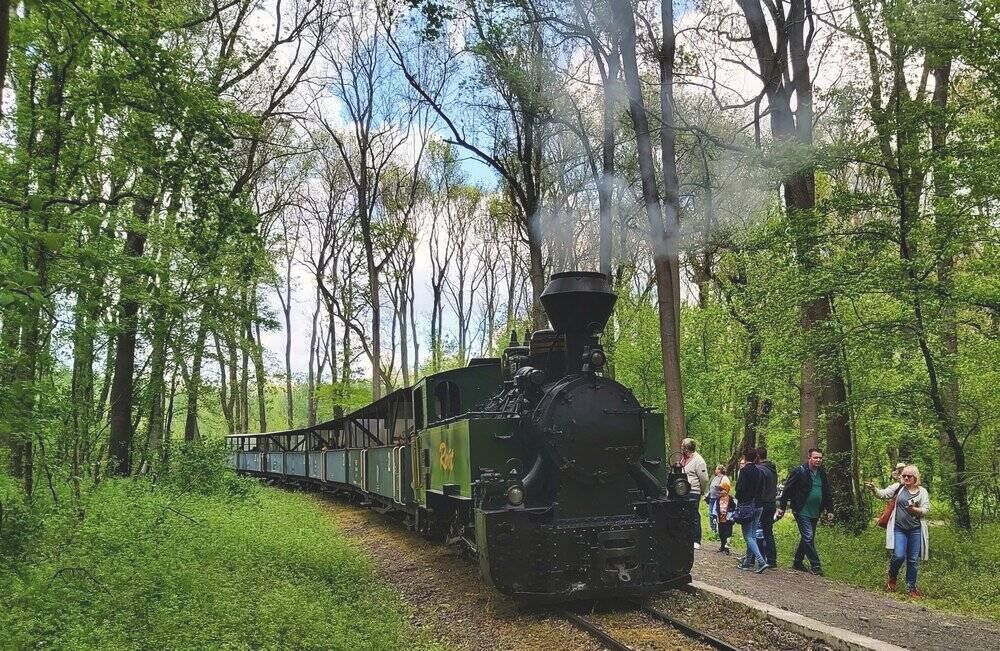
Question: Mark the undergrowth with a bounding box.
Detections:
[0,443,438,650]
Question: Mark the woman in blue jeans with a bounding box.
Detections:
[735,449,768,573]
[867,464,930,598]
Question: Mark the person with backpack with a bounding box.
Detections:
[736,447,769,573]
[755,447,778,568]
[776,448,834,575]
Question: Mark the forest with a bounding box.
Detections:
[0,0,998,576]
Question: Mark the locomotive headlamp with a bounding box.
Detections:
[506,485,525,506]
[671,477,691,498]
[588,349,607,369]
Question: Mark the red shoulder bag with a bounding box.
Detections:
[876,485,903,528]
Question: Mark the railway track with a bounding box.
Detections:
[559,600,743,651]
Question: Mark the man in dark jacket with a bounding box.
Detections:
[736,448,769,572]
[777,448,834,575]
[755,447,778,567]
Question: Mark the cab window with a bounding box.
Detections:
[433,381,461,420]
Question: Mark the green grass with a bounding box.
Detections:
[0,477,438,650]
[704,508,1000,621]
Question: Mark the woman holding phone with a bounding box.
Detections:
[866,465,931,598]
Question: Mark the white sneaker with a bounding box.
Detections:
[693,542,701,549]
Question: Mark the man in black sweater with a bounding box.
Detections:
[755,447,778,567]
[777,448,834,575]
[736,448,769,572]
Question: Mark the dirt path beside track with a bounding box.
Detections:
[692,543,1000,651]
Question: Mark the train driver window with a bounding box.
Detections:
[414,387,424,429]
[433,381,461,420]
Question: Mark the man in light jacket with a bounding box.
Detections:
[681,438,710,549]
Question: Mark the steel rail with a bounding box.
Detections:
[558,609,634,651]
[635,602,743,651]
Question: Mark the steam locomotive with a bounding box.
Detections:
[227,271,695,602]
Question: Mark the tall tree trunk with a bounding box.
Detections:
[929,53,966,523]
[399,284,410,386]
[184,305,210,442]
[614,0,686,452]
[283,294,294,429]
[307,287,320,427]
[109,189,157,476]
[15,288,42,496]
[214,332,235,435]
[70,272,97,493]
[527,231,546,330]
[145,296,169,464]
[341,297,352,385]
[409,268,419,380]
[144,193,177,467]
[253,312,267,433]
[240,323,250,433]
[165,369,178,446]
[359,157,383,399]
[598,48,618,278]
[658,0,682,340]
[2,314,21,476]
[431,282,442,372]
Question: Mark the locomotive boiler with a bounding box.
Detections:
[227,271,695,602]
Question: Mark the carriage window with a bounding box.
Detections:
[414,387,425,430]
[433,381,461,420]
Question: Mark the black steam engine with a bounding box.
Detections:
[228,271,695,603]
[474,272,695,600]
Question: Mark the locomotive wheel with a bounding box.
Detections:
[445,509,478,558]
[419,506,450,541]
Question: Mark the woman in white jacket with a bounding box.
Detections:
[866,465,930,598]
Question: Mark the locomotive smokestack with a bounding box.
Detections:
[540,271,616,371]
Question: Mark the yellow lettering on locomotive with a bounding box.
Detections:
[438,441,455,472]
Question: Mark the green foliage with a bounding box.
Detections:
[160,439,237,495]
[0,456,40,562]
[0,478,435,650]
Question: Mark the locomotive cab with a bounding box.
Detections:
[473,272,695,601]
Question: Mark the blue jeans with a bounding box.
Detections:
[708,497,719,533]
[889,526,921,589]
[740,506,766,567]
[757,502,777,566]
[689,493,703,543]
[793,513,821,569]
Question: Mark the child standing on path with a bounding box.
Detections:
[715,478,735,555]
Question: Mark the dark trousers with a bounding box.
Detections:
[718,521,733,550]
[793,512,821,569]
[758,502,777,565]
[689,493,703,543]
